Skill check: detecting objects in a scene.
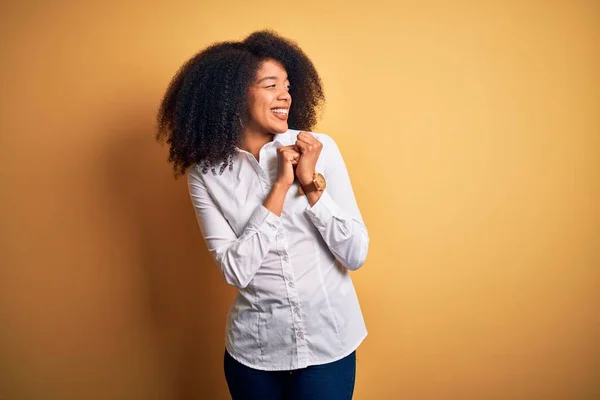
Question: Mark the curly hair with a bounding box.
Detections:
[156,30,325,178]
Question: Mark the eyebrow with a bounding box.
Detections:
[256,75,290,84]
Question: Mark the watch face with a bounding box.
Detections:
[315,173,326,190]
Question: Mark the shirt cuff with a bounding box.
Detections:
[304,190,342,229]
[247,204,282,236]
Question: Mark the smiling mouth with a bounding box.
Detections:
[271,108,289,120]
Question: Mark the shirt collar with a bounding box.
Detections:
[273,130,293,146]
[235,129,295,153]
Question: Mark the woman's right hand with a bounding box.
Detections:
[276,145,301,186]
[264,145,300,217]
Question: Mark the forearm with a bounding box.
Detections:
[217,183,291,287]
[305,191,370,270]
[303,188,323,207]
[189,171,282,288]
[263,182,291,216]
[215,203,281,288]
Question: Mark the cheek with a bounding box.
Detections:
[246,98,261,120]
[248,93,267,117]
[253,101,272,121]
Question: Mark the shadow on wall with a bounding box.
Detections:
[103,117,235,400]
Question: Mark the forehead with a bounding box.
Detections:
[255,59,288,80]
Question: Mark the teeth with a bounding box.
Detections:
[272,108,288,115]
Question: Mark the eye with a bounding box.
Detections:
[266,84,276,88]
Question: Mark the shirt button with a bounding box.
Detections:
[283,255,289,262]
[288,282,295,288]
[293,307,300,315]
[296,331,304,340]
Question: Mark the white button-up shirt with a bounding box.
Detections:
[187,129,369,371]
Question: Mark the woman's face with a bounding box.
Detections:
[245,59,292,135]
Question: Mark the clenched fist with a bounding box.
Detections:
[275,145,301,186]
[294,131,323,185]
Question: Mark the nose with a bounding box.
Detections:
[278,87,291,103]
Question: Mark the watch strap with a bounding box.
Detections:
[299,181,318,195]
[298,173,325,195]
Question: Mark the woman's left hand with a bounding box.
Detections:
[294,131,323,185]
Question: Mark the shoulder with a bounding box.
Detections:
[186,163,205,185]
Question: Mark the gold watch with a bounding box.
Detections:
[298,173,326,195]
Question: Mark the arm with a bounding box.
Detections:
[187,169,287,288]
[304,135,370,270]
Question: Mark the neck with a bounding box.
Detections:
[239,129,274,161]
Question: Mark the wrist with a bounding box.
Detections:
[273,181,292,192]
[298,173,315,186]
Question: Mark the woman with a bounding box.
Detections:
[156,30,370,400]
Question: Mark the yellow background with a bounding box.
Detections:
[1,1,598,399]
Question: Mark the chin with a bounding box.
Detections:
[271,123,288,133]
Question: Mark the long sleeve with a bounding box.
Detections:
[304,135,370,270]
[187,168,281,288]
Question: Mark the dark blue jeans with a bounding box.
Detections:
[224,350,356,400]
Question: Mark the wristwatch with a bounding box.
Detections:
[298,173,327,195]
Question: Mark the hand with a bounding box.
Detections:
[275,145,301,186]
[294,131,323,185]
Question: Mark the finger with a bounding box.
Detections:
[296,137,313,147]
[296,138,317,153]
[278,145,300,160]
[297,131,319,144]
[282,148,301,157]
[297,132,321,149]
[282,149,300,162]
[277,144,297,151]
[295,140,309,153]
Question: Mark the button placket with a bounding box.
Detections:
[277,233,309,367]
[247,152,270,194]
[264,146,279,185]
